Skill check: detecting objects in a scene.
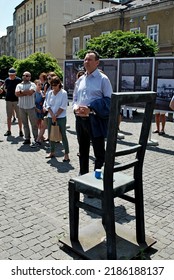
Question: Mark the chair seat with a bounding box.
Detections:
[71,172,135,199]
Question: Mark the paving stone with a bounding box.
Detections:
[0,100,174,260]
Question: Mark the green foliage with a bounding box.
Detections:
[13,52,63,81]
[0,55,17,80]
[77,30,159,59]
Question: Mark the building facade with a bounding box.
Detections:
[0,36,7,56]
[1,0,173,64]
[6,26,15,57]
[64,0,174,58]
[13,0,112,67]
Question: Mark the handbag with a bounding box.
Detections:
[50,123,62,142]
[169,97,174,111]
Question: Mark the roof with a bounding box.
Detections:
[65,0,168,25]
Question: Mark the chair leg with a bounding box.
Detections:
[101,198,106,227]
[134,180,145,244]
[103,199,117,259]
[69,180,80,241]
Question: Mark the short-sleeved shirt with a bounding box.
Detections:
[16,81,36,109]
[45,89,68,118]
[5,77,21,102]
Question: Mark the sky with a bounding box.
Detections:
[0,0,121,37]
[0,0,22,37]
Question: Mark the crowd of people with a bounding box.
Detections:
[0,50,173,176]
[0,67,70,162]
[0,51,113,176]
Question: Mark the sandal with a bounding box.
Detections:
[63,158,70,162]
[159,131,165,135]
[45,153,55,158]
[153,130,159,134]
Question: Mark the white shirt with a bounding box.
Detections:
[44,88,68,118]
[16,81,36,109]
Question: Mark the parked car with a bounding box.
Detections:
[0,79,6,99]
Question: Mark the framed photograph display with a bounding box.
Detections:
[64,57,174,112]
[64,60,84,98]
[63,59,118,98]
[118,58,153,109]
[99,59,118,92]
[119,58,153,92]
[154,58,174,111]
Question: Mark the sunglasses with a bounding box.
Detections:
[51,84,59,86]
[22,75,30,77]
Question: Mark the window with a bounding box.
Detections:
[147,24,159,43]
[43,0,46,13]
[36,5,39,16]
[27,30,29,42]
[73,37,80,58]
[36,26,39,38]
[27,10,29,20]
[40,3,43,14]
[30,8,33,19]
[83,35,91,49]
[39,24,42,37]
[22,33,24,44]
[30,28,32,41]
[43,23,46,36]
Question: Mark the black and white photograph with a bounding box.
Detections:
[121,75,134,91]
[156,78,174,111]
[141,76,149,90]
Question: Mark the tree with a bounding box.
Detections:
[0,55,17,80]
[13,52,63,81]
[77,30,159,58]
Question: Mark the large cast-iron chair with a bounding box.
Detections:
[68,91,156,259]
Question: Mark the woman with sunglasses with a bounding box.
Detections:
[34,72,57,144]
[43,76,70,161]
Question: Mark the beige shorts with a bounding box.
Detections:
[6,101,20,119]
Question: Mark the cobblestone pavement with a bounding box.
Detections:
[0,98,174,260]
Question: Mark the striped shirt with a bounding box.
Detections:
[16,81,36,109]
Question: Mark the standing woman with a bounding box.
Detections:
[44,76,70,161]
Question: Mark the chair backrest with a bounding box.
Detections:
[103,91,156,194]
